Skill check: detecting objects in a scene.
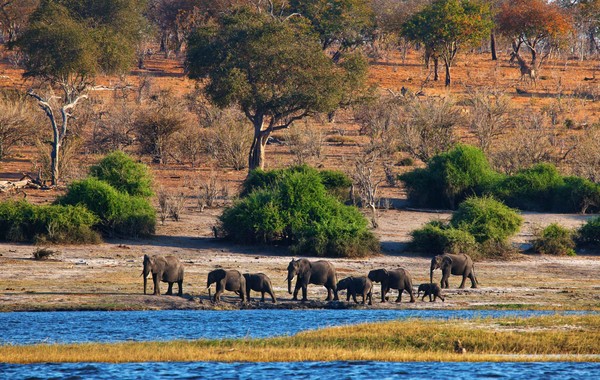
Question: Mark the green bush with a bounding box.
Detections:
[577,216,600,247]
[399,144,500,209]
[220,167,379,258]
[532,223,576,256]
[493,164,564,211]
[89,151,153,197]
[409,221,477,256]
[553,177,600,214]
[58,178,156,237]
[0,200,100,243]
[450,196,523,244]
[240,165,352,199]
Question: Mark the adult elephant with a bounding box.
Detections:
[207,269,246,303]
[368,268,415,303]
[287,258,338,302]
[142,254,184,296]
[243,273,277,303]
[430,253,478,289]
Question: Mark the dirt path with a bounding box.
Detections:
[1,209,599,311]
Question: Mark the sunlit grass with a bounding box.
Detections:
[2,315,600,363]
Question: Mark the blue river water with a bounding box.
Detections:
[0,309,594,345]
[1,361,599,379]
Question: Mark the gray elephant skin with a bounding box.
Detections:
[287,258,338,301]
[368,268,416,303]
[337,276,373,305]
[243,273,277,303]
[417,283,445,302]
[207,269,246,303]
[430,253,478,289]
[142,254,184,296]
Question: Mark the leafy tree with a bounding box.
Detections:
[496,0,572,72]
[186,9,365,170]
[288,0,375,56]
[402,0,492,86]
[14,0,145,185]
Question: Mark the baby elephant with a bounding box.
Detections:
[243,273,277,303]
[207,269,246,303]
[337,276,373,305]
[417,283,445,302]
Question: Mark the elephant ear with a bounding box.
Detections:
[443,256,453,266]
[381,269,388,276]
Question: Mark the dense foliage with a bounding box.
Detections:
[0,200,100,243]
[400,145,600,213]
[578,216,600,247]
[220,167,379,257]
[409,196,522,258]
[532,223,576,256]
[58,178,156,237]
[89,151,153,197]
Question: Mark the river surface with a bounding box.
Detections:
[0,309,593,345]
[1,361,599,379]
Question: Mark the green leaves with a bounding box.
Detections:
[16,0,145,82]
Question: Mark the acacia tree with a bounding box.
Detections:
[402,0,493,86]
[15,0,144,185]
[497,0,572,72]
[186,9,366,171]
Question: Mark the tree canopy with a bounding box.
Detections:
[186,8,367,170]
[402,0,493,86]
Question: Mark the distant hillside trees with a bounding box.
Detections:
[186,8,368,171]
[402,0,493,86]
[497,0,572,76]
[14,0,146,186]
[0,0,38,44]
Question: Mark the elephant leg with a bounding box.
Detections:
[166,282,173,295]
[429,293,434,302]
[268,288,277,303]
[395,289,402,303]
[177,280,183,296]
[292,281,301,301]
[152,274,160,295]
[239,289,245,303]
[261,291,266,303]
[408,287,416,303]
[246,288,252,302]
[346,293,351,302]
[325,286,334,301]
[301,284,308,302]
[214,283,223,302]
[361,292,367,305]
[381,285,388,303]
[459,275,467,289]
[352,292,358,304]
[367,291,373,306]
[469,272,478,288]
[333,286,339,301]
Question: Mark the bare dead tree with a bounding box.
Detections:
[352,150,384,229]
[465,89,512,154]
[285,119,324,166]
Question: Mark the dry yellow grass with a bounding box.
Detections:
[2,315,600,363]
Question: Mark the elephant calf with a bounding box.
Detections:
[243,273,277,303]
[368,268,415,303]
[417,283,445,302]
[337,276,373,305]
[207,269,246,303]
[142,254,184,296]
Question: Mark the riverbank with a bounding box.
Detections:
[2,315,600,363]
[1,209,599,312]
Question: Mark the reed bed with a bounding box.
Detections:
[2,315,600,363]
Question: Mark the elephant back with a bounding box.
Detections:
[311,260,337,283]
[162,255,184,282]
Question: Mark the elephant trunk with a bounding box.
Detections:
[287,276,292,294]
[430,263,435,284]
[143,270,148,295]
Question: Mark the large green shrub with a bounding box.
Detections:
[532,223,576,256]
[0,200,99,243]
[399,144,500,209]
[493,163,564,211]
[58,178,156,237]
[89,150,153,197]
[220,167,379,257]
[577,216,600,247]
[409,221,477,256]
[240,165,351,199]
[450,196,523,244]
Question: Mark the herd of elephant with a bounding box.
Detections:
[142,253,478,305]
